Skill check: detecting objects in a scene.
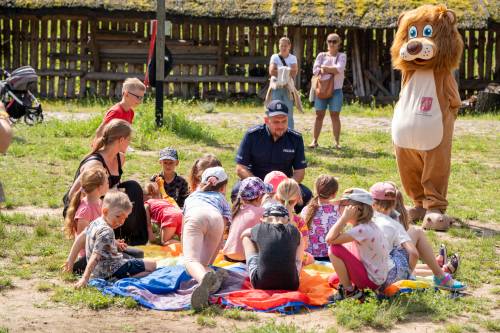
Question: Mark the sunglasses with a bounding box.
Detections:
[327,40,339,44]
[128,91,144,101]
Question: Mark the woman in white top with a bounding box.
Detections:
[310,33,347,149]
[269,37,298,129]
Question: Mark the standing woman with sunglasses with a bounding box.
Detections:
[93,78,146,148]
[309,33,347,150]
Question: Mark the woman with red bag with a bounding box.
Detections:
[309,33,347,150]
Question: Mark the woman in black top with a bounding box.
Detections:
[63,119,148,245]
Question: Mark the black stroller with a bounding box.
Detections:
[0,66,43,125]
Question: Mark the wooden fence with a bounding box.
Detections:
[0,14,498,100]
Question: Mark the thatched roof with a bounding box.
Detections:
[0,0,274,20]
[274,0,494,29]
[1,0,497,29]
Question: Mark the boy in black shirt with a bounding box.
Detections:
[150,147,189,208]
[241,202,301,290]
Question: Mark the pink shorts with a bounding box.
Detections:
[328,244,379,290]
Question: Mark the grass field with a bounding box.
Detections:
[0,98,498,332]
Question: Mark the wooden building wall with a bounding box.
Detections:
[0,14,498,100]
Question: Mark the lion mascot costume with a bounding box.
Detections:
[390,4,463,230]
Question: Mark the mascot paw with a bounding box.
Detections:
[408,206,426,222]
[422,210,453,231]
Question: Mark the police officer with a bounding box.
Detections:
[234,100,312,211]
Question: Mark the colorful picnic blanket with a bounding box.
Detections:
[89,244,432,313]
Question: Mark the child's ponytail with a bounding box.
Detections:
[388,181,409,230]
[231,196,243,219]
[64,189,83,238]
[303,195,320,229]
[304,175,338,229]
[64,167,108,238]
[188,154,221,193]
[276,179,302,222]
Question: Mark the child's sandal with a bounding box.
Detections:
[433,273,466,291]
[437,244,447,267]
[444,253,460,275]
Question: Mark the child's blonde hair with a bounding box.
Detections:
[64,167,107,238]
[342,188,374,224]
[188,154,221,192]
[122,78,146,94]
[372,181,409,231]
[103,190,132,214]
[275,179,302,221]
[303,175,338,229]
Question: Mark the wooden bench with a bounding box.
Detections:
[47,30,269,97]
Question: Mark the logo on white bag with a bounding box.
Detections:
[420,97,433,113]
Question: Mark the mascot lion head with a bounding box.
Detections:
[391,4,464,72]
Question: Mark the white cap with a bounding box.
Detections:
[201,166,228,185]
[336,188,373,206]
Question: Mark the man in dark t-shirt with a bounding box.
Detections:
[241,202,301,290]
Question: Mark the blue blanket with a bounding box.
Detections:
[89,265,247,311]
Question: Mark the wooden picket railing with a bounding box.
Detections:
[0,14,498,100]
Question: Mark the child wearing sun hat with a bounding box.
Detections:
[223,177,273,262]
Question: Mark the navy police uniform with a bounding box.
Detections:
[235,124,307,180]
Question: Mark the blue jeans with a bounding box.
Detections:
[271,88,294,129]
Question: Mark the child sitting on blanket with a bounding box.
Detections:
[149,147,189,208]
[369,182,420,290]
[275,179,312,267]
[143,181,183,245]
[182,166,230,311]
[301,175,340,261]
[241,202,301,290]
[64,166,109,241]
[187,154,222,193]
[64,167,109,273]
[223,177,272,262]
[370,181,466,291]
[326,188,389,302]
[63,190,156,288]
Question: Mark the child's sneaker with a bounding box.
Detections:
[434,273,466,292]
[328,285,364,302]
[211,268,228,294]
[191,271,218,311]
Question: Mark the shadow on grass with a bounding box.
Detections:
[311,146,392,159]
[450,219,499,238]
[324,162,374,176]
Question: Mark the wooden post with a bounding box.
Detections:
[228,25,236,94]
[495,30,500,82]
[155,0,165,127]
[79,19,88,98]
[353,29,365,97]
[485,30,494,81]
[248,24,257,95]
[171,22,181,96]
[292,26,303,90]
[48,19,57,97]
[39,19,48,97]
[477,30,485,80]
[4,18,12,72]
[67,20,78,98]
[57,19,67,98]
